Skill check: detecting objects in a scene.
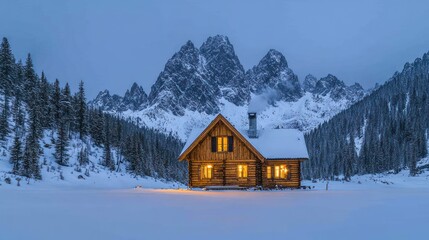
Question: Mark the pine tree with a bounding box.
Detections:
[51,79,61,128]
[0,37,14,96]
[76,80,87,139]
[23,132,42,179]
[102,118,115,171]
[61,83,73,137]
[10,134,23,175]
[77,146,89,166]
[0,38,13,140]
[21,54,42,179]
[39,72,51,129]
[89,108,104,146]
[0,97,9,140]
[54,118,69,166]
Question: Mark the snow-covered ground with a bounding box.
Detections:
[1,170,428,240]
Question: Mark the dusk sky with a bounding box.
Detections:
[1,0,429,98]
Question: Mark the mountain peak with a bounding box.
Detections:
[200,35,235,58]
[261,49,289,69]
[199,35,248,105]
[122,82,148,111]
[98,89,111,97]
[130,82,139,89]
[202,35,230,47]
[129,82,144,94]
[303,74,318,92]
[182,40,195,49]
[246,49,301,101]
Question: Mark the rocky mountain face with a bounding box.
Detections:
[89,82,148,111]
[90,35,367,138]
[147,41,219,115]
[308,74,365,101]
[246,49,302,101]
[200,35,249,105]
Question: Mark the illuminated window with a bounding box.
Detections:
[280,165,287,179]
[237,165,248,178]
[217,137,228,152]
[274,164,288,179]
[201,165,213,179]
[267,166,272,179]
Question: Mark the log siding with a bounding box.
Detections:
[180,114,306,189]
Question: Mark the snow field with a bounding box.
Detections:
[1,171,428,240]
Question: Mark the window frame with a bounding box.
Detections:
[273,164,289,180]
[267,166,272,179]
[237,164,248,178]
[216,136,228,152]
[200,164,213,179]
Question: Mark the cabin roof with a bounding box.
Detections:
[237,128,309,159]
[179,127,205,156]
[179,114,309,160]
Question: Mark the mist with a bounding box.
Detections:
[248,89,280,113]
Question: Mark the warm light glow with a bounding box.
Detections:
[237,164,248,178]
[217,137,228,152]
[280,165,287,179]
[274,166,280,178]
[201,165,213,179]
[274,164,288,179]
[267,166,272,179]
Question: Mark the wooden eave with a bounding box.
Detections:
[266,158,308,161]
[177,114,266,162]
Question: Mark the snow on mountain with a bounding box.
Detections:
[90,90,123,111]
[246,49,302,101]
[112,91,355,141]
[121,82,148,111]
[302,74,318,92]
[89,83,148,112]
[90,35,367,140]
[311,74,365,101]
[200,35,248,105]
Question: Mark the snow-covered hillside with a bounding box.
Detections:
[0,131,182,188]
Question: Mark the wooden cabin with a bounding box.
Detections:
[178,113,309,189]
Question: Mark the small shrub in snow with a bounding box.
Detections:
[16,177,21,186]
[74,165,82,173]
[77,175,85,180]
[84,169,90,177]
[5,177,11,184]
[60,172,64,180]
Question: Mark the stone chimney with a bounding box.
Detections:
[248,112,257,138]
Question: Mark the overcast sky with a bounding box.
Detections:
[1,0,429,98]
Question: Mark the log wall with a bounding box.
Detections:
[185,120,303,189]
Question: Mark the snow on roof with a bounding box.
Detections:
[180,126,309,159]
[238,128,309,159]
[180,127,205,156]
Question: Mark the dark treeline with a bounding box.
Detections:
[0,37,187,182]
[304,52,429,180]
